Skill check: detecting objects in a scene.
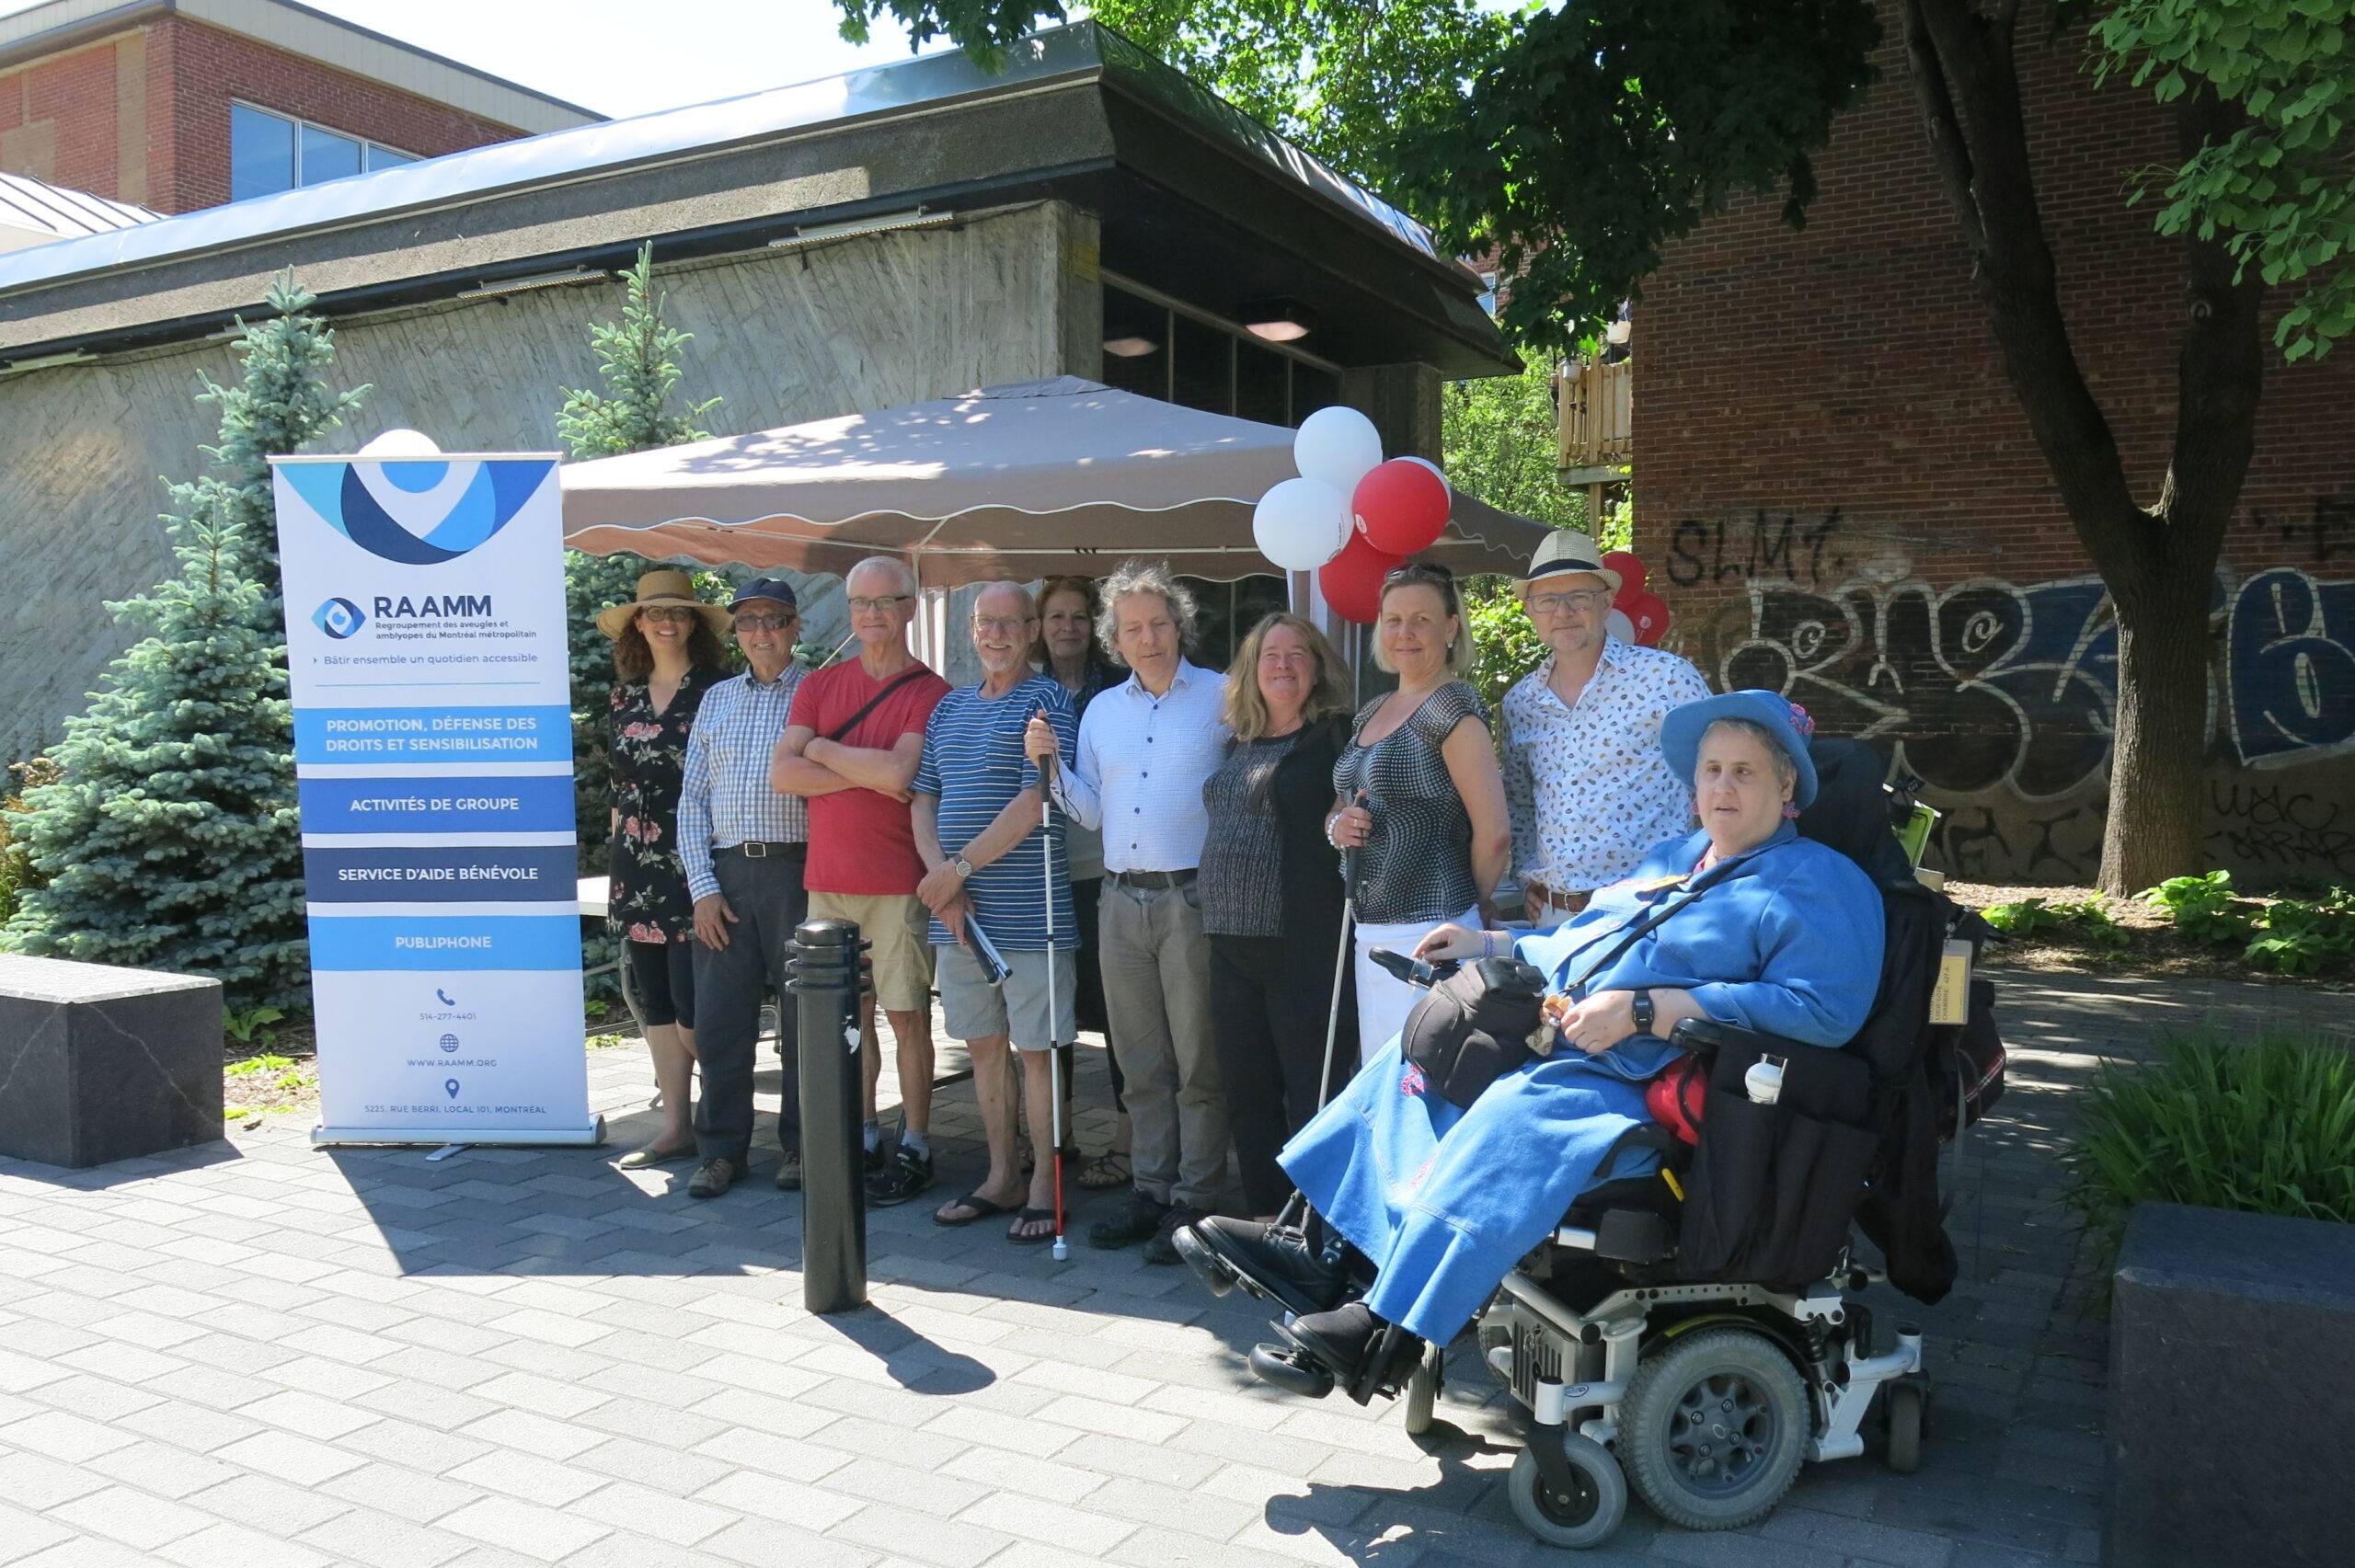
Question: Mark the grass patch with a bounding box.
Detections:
[2066,1028,2355,1286]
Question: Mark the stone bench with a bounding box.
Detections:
[0,955,224,1168]
[2109,1201,2355,1568]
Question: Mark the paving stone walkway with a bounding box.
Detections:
[0,967,2342,1568]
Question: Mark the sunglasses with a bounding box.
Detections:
[731,612,796,633]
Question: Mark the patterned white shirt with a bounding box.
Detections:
[1049,659,1229,874]
[678,665,810,901]
[1500,638,1713,894]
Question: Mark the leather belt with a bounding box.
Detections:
[727,841,806,860]
[1529,881,1591,918]
[1111,868,1196,889]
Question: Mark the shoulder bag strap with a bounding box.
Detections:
[823,668,928,744]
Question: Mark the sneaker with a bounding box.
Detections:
[1086,1189,1170,1251]
[774,1150,802,1192]
[686,1157,741,1199]
[866,1144,935,1207]
[1142,1206,1211,1266]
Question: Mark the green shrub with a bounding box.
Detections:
[2067,1030,2355,1284]
[1982,897,2062,935]
[2140,870,2255,945]
[2245,895,2355,976]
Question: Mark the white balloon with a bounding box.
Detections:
[1606,608,1636,643]
[359,428,442,457]
[1293,406,1384,493]
[1253,477,1354,571]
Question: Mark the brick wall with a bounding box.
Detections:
[155,15,526,212]
[0,17,528,215]
[1634,27,2355,887]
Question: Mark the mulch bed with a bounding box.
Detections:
[1948,879,2355,990]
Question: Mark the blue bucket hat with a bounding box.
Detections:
[1660,689,1820,809]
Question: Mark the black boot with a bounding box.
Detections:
[1175,1215,1350,1317]
[1282,1302,1424,1402]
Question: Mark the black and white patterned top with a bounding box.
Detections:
[1333,681,1490,924]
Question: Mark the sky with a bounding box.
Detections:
[0,0,944,120]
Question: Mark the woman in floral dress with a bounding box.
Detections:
[596,569,732,1167]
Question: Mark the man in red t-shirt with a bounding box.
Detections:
[774,557,952,1205]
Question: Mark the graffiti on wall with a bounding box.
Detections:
[1667,503,2355,881]
[2226,566,2355,770]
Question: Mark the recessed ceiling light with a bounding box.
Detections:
[1102,336,1160,358]
[1241,298,1315,342]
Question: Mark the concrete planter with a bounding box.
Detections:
[2108,1201,2355,1568]
[0,955,223,1168]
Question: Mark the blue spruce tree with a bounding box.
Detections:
[2,274,365,1004]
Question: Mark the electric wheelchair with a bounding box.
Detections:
[1187,739,1994,1551]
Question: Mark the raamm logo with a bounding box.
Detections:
[313,597,368,639]
[280,458,553,566]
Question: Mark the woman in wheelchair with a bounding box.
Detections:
[1175,690,1885,1389]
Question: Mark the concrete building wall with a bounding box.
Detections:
[0,15,532,214]
[1636,29,2355,887]
[0,200,1100,763]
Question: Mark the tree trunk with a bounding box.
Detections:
[1901,0,2266,894]
[2100,572,2217,893]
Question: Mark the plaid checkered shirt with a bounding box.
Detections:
[677,665,810,902]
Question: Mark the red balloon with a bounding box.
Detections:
[1625,589,1671,647]
[1351,459,1451,556]
[1603,551,1647,605]
[1320,534,1404,624]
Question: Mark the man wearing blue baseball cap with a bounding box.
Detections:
[677,578,810,1198]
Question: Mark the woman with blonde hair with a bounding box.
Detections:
[1198,612,1358,1217]
[1324,561,1511,1066]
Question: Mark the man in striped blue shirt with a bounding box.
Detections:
[913,582,1078,1243]
[679,579,809,1200]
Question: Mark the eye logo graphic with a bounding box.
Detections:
[312,598,368,639]
[281,458,552,566]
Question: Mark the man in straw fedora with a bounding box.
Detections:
[1499,531,1711,927]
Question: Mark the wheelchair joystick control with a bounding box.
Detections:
[1744,1056,1786,1105]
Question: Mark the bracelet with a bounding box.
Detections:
[1480,931,1496,960]
[1324,812,1343,849]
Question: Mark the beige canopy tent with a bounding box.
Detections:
[559,375,1548,585]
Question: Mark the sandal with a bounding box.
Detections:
[1006,1207,1058,1245]
[933,1189,1015,1228]
[1075,1150,1131,1191]
[616,1140,695,1170]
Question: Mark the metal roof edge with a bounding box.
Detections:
[0,22,1110,301]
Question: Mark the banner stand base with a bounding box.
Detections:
[310,1116,605,1150]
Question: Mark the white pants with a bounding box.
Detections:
[1351,906,1482,1070]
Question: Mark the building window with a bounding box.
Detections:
[1099,280,1343,429]
[230,104,418,200]
[1179,575,1292,671]
[1478,270,1499,317]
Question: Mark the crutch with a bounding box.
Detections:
[1038,735,1070,1261]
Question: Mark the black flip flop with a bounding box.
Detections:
[1005,1207,1058,1245]
[934,1190,1013,1228]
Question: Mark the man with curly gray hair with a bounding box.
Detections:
[1026,559,1233,1260]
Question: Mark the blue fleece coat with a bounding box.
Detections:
[1277,822,1884,1343]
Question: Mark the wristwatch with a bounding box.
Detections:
[952,854,974,879]
[1631,990,1656,1037]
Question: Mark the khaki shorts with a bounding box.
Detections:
[806,889,934,1013]
[934,941,1076,1053]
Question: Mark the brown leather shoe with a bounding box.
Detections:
[686,1157,741,1198]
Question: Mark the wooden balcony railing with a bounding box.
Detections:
[1557,356,1632,473]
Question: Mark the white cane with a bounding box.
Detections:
[1312,788,1369,1114]
[1038,739,1069,1262]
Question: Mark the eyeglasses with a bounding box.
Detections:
[847,594,912,614]
[971,615,1035,635]
[732,613,795,633]
[637,605,698,624]
[1526,588,1609,616]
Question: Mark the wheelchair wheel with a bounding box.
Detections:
[1401,1338,1443,1436]
[1883,1379,1924,1474]
[1619,1326,1809,1531]
[1510,1434,1626,1550]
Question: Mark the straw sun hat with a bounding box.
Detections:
[594,568,732,640]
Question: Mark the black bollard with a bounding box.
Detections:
[788,918,868,1314]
